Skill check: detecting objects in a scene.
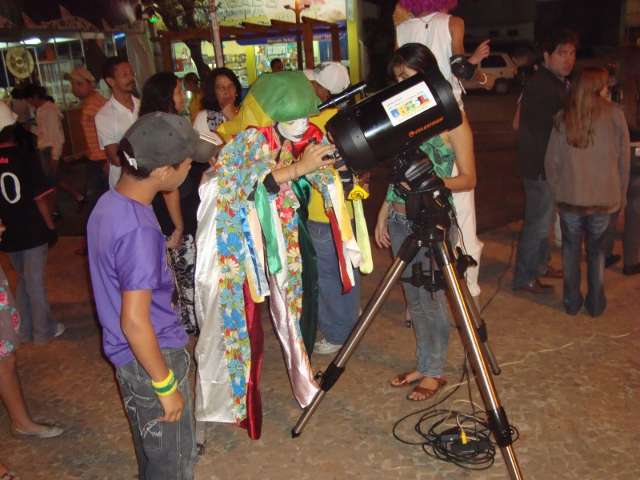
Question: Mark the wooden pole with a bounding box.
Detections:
[302,21,314,69]
[330,25,341,61]
[285,1,310,70]
[295,9,304,70]
[209,0,224,67]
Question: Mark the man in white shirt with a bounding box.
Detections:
[95,57,139,188]
[26,85,65,177]
[26,85,85,210]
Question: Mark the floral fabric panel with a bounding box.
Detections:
[0,268,20,360]
[210,128,271,422]
[268,139,307,361]
[256,130,320,406]
[243,205,269,302]
[275,185,304,326]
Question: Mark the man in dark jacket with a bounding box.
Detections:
[512,29,578,294]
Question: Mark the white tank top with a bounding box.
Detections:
[396,12,463,107]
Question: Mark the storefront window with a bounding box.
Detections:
[171,40,252,88]
[255,43,297,74]
[165,26,347,89]
[0,33,119,109]
[34,37,83,108]
[222,48,249,87]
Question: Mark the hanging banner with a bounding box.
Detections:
[235,29,345,45]
[217,0,346,26]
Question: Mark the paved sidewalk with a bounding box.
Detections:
[1,226,638,479]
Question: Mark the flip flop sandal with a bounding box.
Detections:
[1,471,19,480]
[406,378,447,401]
[390,372,423,388]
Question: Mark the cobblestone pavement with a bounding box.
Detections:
[1,226,638,479]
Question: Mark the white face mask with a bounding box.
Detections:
[277,118,309,142]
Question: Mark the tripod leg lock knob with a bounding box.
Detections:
[319,362,345,392]
[476,322,488,343]
[488,407,514,447]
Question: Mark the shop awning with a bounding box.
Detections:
[158,16,345,71]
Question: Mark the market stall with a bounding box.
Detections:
[0,32,124,107]
[158,17,346,88]
[0,7,140,157]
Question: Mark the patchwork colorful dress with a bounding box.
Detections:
[194,71,363,439]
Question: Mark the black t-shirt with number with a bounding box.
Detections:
[0,131,52,252]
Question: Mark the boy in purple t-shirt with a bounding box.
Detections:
[87,112,216,479]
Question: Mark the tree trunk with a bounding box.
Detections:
[153,0,212,78]
[185,39,211,78]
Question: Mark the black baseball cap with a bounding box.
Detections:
[120,112,221,170]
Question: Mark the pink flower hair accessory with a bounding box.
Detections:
[398,0,458,15]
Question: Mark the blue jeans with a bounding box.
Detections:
[559,211,610,317]
[7,243,54,343]
[388,210,450,378]
[308,221,360,345]
[513,178,556,289]
[116,347,196,480]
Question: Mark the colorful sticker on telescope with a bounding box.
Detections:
[381,81,437,127]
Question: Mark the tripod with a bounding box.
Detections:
[292,188,523,480]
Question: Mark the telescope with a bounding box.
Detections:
[296,70,524,480]
[323,70,462,172]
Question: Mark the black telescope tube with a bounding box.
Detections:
[326,71,462,172]
[317,82,367,111]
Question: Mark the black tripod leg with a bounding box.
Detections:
[433,241,523,480]
[457,278,501,375]
[291,235,421,438]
